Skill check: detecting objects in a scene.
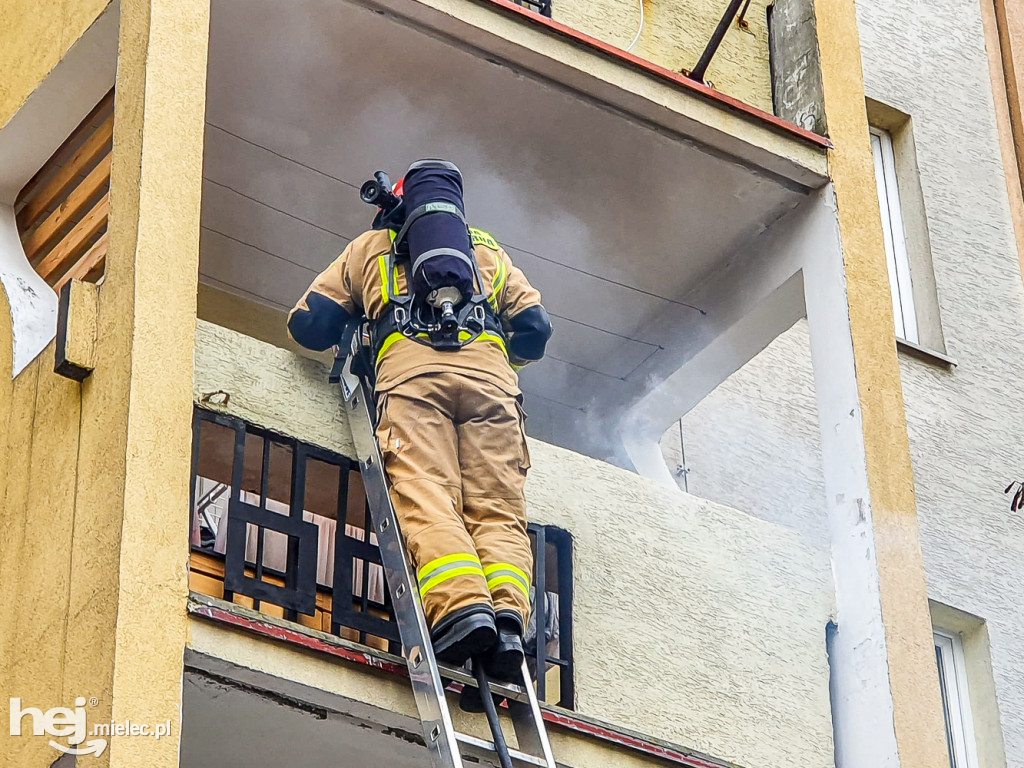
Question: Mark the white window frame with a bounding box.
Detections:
[869,126,919,344]
[934,629,980,768]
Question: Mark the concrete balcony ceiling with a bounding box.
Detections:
[182,669,429,768]
[200,0,830,459]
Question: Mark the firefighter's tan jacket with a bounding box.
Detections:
[288,227,542,393]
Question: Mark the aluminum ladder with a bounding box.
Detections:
[332,326,558,768]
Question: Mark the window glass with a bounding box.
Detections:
[870,126,919,344]
[934,630,979,768]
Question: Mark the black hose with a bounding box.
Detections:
[473,658,514,768]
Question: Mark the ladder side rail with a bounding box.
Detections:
[340,350,465,768]
[508,660,557,768]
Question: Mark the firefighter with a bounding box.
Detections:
[287,160,553,688]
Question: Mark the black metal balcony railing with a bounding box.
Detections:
[514,0,553,17]
[188,406,574,708]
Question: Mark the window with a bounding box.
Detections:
[870,126,919,344]
[934,629,980,768]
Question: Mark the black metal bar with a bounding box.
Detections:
[285,442,308,622]
[331,465,351,637]
[736,0,753,27]
[533,525,547,702]
[359,500,372,644]
[553,528,575,709]
[361,501,372,613]
[188,409,202,543]
[253,437,271,611]
[259,438,270,506]
[225,499,320,614]
[474,660,514,768]
[689,0,746,82]
[222,417,246,604]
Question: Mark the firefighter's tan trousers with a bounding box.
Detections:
[376,372,533,630]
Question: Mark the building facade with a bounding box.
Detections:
[0,0,999,767]
[660,1,1024,767]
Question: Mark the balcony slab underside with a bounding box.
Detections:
[200,0,829,460]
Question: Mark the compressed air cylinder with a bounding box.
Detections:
[402,160,476,304]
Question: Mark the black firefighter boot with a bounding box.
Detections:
[486,612,526,682]
[430,604,497,667]
[460,612,525,712]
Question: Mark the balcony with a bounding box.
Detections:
[182,2,845,767]
[0,1,916,766]
[185,320,835,768]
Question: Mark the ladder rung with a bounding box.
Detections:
[437,665,532,704]
[455,732,550,767]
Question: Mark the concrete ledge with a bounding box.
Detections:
[187,593,739,768]
[361,0,830,189]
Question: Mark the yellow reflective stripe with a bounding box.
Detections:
[417,550,485,597]
[420,566,487,596]
[376,331,405,360]
[486,575,531,599]
[376,332,506,363]
[483,562,530,582]
[478,331,507,356]
[376,331,430,363]
[378,254,390,305]
[489,260,508,309]
[418,552,482,579]
[484,563,531,599]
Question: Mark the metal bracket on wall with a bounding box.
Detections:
[688,0,748,83]
[54,279,99,381]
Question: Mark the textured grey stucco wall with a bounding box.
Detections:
[194,319,837,768]
[656,0,1024,761]
[660,319,829,550]
[858,0,1024,759]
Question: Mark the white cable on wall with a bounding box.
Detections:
[626,0,644,51]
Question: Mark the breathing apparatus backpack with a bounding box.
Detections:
[361,160,506,358]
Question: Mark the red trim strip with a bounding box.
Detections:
[190,602,409,677]
[191,603,731,768]
[471,0,832,150]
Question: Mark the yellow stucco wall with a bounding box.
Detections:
[813,0,950,765]
[0,295,90,768]
[0,0,210,765]
[0,5,109,767]
[552,0,774,112]
[0,0,112,128]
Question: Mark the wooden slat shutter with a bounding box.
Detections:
[15,90,113,292]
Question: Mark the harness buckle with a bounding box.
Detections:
[465,304,486,334]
